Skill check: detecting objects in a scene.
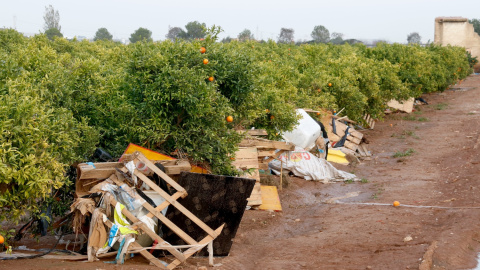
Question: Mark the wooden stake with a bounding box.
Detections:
[280,159,283,191]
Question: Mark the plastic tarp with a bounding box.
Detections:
[269,147,358,183]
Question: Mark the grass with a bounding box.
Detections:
[391,130,420,139]
[417,117,429,122]
[361,178,368,183]
[402,115,417,121]
[371,184,385,199]
[402,115,429,122]
[344,179,354,184]
[434,103,448,110]
[393,148,415,158]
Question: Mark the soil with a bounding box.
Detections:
[2,75,480,270]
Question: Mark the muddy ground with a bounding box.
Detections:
[1,74,480,269]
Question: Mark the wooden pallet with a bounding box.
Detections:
[356,143,372,158]
[363,114,376,129]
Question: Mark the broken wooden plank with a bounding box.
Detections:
[330,120,363,140]
[239,139,295,151]
[77,162,124,180]
[134,171,218,239]
[106,194,186,263]
[344,141,359,152]
[247,182,263,206]
[361,144,371,157]
[236,129,268,136]
[168,224,225,270]
[347,135,362,145]
[135,153,187,196]
[258,162,269,171]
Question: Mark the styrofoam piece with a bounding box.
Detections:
[282,109,321,151]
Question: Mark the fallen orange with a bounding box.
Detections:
[393,201,400,207]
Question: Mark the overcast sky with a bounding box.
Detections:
[1,0,479,43]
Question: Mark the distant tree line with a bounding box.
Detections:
[53,5,466,45]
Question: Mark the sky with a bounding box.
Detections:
[1,0,479,43]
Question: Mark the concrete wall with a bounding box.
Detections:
[435,17,480,72]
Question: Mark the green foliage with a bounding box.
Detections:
[129,27,152,43]
[393,148,415,158]
[238,29,254,42]
[311,25,330,43]
[278,28,294,43]
[407,32,421,44]
[45,28,63,40]
[182,21,206,40]
[94,27,113,41]
[166,27,186,42]
[469,19,480,36]
[43,5,61,32]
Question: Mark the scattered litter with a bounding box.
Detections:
[403,236,413,242]
[387,98,415,113]
[269,147,358,183]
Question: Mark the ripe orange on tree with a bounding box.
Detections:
[208,76,214,82]
[203,59,209,65]
[328,83,332,87]
[270,115,275,120]
[0,235,4,244]
[200,47,206,54]
[226,116,233,122]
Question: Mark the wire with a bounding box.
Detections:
[334,201,480,209]
[0,230,65,260]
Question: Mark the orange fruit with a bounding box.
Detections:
[328,83,332,87]
[208,76,214,82]
[0,235,4,244]
[270,115,275,120]
[317,89,321,93]
[200,47,206,54]
[203,59,209,65]
[393,201,400,207]
[316,112,320,116]
[265,109,270,113]
[226,116,233,122]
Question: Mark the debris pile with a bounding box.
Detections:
[70,150,253,268]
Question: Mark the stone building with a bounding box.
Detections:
[434,17,480,72]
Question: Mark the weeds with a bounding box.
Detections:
[361,178,369,183]
[393,148,415,158]
[434,103,448,110]
[344,179,354,184]
[402,115,417,121]
[417,117,429,122]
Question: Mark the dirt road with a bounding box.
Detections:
[2,74,480,270]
